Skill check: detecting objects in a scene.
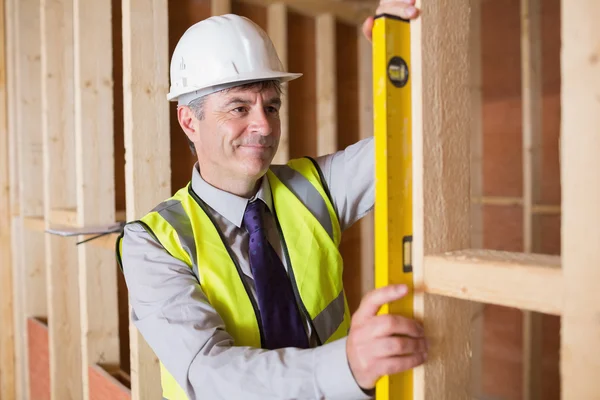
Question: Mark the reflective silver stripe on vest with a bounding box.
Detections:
[270,165,334,241]
[312,289,346,341]
[153,199,200,281]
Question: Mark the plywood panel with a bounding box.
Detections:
[27,318,50,400]
[89,365,131,400]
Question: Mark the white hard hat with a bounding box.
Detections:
[168,14,302,105]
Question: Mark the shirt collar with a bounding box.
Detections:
[190,163,273,228]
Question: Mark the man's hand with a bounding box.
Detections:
[346,284,428,390]
[362,0,421,42]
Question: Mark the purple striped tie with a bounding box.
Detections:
[243,200,309,349]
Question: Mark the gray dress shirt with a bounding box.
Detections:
[121,136,374,400]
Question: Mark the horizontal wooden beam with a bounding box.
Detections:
[24,211,126,231]
[22,216,44,232]
[49,208,126,227]
[237,0,376,25]
[471,196,560,214]
[424,249,562,315]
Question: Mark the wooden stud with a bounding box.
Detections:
[357,27,374,298]
[0,0,16,397]
[211,0,231,16]
[471,196,560,214]
[40,0,84,398]
[122,0,170,398]
[14,0,46,397]
[73,0,120,398]
[47,208,126,227]
[410,0,473,397]
[520,0,543,398]
[10,217,25,398]
[468,0,483,396]
[268,3,290,164]
[6,6,22,395]
[5,0,17,217]
[424,250,562,315]
[316,14,336,156]
[560,0,600,396]
[470,0,484,252]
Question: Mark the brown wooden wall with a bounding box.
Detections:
[481,0,561,398]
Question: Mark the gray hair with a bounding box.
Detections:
[185,80,283,156]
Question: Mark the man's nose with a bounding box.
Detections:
[249,108,272,136]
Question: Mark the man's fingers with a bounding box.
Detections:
[367,314,425,339]
[375,353,428,378]
[362,16,374,42]
[353,284,409,323]
[371,336,428,358]
[375,2,420,20]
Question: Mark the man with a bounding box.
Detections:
[118,1,424,399]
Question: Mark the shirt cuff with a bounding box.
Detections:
[313,337,374,400]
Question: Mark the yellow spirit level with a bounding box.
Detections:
[373,13,413,400]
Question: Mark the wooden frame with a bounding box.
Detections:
[1,0,598,398]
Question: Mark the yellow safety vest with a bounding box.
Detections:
[117,157,352,400]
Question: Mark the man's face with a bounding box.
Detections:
[194,85,282,183]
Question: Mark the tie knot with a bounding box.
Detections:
[243,200,265,234]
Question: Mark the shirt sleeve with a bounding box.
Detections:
[314,136,374,232]
[121,222,372,400]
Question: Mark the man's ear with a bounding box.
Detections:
[177,106,200,143]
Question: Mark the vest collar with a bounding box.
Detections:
[190,163,274,228]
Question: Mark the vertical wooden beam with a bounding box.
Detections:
[357,30,374,297]
[122,1,170,399]
[268,3,290,164]
[211,0,231,16]
[0,0,16,397]
[73,1,119,398]
[468,0,484,397]
[316,14,336,156]
[520,1,543,398]
[411,0,473,398]
[14,0,46,397]
[40,0,83,399]
[10,218,23,398]
[560,0,600,397]
[6,7,22,397]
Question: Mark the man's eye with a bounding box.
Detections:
[266,106,279,114]
[233,107,247,113]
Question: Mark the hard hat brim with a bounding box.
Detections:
[167,71,303,102]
